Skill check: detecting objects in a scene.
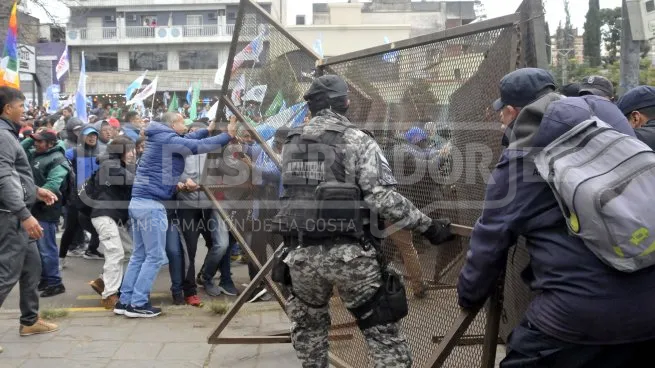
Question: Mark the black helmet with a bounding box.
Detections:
[303,75,348,101]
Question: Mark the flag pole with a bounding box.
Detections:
[150,93,156,118]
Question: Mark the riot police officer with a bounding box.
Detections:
[273,75,454,368]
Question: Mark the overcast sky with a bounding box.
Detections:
[31,0,624,34]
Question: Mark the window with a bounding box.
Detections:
[129,52,167,71]
[187,15,203,26]
[84,52,118,72]
[296,15,305,25]
[647,0,655,13]
[179,50,218,70]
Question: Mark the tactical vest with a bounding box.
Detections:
[30,149,67,222]
[273,122,364,239]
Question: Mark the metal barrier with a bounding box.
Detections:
[203,0,547,367]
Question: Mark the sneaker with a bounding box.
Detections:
[89,278,105,296]
[58,257,66,271]
[37,280,47,292]
[185,295,203,307]
[0,345,3,354]
[125,304,162,318]
[67,247,85,258]
[101,294,119,310]
[247,288,268,303]
[260,291,273,302]
[218,281,239,296]
[19,319,59,336]
[40,284,65,298]
[83,249,104,260]
[203,281,222,297]
[230,254,242,263]
[113,301,128,315]
[172,293,185,305]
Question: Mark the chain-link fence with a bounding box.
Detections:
[204,0,546,367]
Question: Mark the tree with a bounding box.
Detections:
[583,0,602,67]
[600,7,621,65]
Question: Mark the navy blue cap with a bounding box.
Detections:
[492,68,556,111]
[616,86,655,115]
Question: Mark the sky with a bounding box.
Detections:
[30,0,625,34]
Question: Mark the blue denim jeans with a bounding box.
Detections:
[202,210,231,283]
[36,221,62,286]
[119,198,168,307]
[165,219,183,296]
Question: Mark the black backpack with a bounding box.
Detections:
[52,156,76,206]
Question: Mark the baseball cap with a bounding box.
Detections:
[304,75,349,100]
[492,68,556,111]
[578,75,614,98]
[107,118,120,129]
[616,86,655,116]
[30,129,58,142]
[81,126,99,136]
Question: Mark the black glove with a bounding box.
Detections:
[423,218,455,245]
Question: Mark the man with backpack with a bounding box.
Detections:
[21,129,70,297]
[458,69,655,367]
[616,85,655,150]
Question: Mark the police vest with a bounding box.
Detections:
[273,122,364,239]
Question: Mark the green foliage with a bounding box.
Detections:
[552,57,655,92]
[599,7,621,65]
[583,0,602,67]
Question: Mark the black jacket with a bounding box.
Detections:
[635,120,655,150]
[90,153,135,225]
[0,117,37,220]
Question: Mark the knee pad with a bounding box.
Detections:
[348,269,408,330]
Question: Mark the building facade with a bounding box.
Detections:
[550,28,585,67]
[64,0,280,97]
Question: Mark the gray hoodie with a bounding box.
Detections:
[0,118,37,220]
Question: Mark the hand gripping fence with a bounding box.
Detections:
[201,0,547,367]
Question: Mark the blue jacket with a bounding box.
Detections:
[131,122,231,201]
[458,95,655,344]
[65,143,101,188]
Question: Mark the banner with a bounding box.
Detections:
[0,1,20,89]
[55,47,69,81]
[127,75,158,105]
[242,85,267,103]
[74,51,88,123]
[126,71,147,101]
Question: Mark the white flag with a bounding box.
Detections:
[214,61,227,86]
[207,100,219,121]
[127,76,159,105]
[55,47,70,81]
[242,85,267,103]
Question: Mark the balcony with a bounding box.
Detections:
[66,24,236,46]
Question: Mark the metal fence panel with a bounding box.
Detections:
[203,0,547,366]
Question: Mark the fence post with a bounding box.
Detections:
[480,272,506,368]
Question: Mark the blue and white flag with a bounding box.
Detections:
[186,85,193,104]
[313,34,324,58]
[126,70,147,101]
[382,36,399,63]
[74,51,88,123]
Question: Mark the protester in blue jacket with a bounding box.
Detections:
[60,126,103,261]
[114,112,236,318]
[458,68,655,367]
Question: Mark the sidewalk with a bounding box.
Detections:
[0,302,301,368]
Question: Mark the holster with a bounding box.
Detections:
[272,245,292,286]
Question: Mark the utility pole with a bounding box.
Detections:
[619,0,641,97]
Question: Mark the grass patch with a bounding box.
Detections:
[40,309,69,320]
[205,301,230,315]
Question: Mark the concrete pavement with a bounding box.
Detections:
[0,303,301,368]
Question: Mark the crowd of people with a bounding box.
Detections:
[1,66,654,367]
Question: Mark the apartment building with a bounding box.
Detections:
[64,0,281,97]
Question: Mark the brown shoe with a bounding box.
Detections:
[19,319,59,336]
[101,294,119,310]
[89,278,104,296]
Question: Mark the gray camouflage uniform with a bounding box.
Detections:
[284,109,432,368]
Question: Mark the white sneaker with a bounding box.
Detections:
[247,289,267,303]
[58,258,66,271]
